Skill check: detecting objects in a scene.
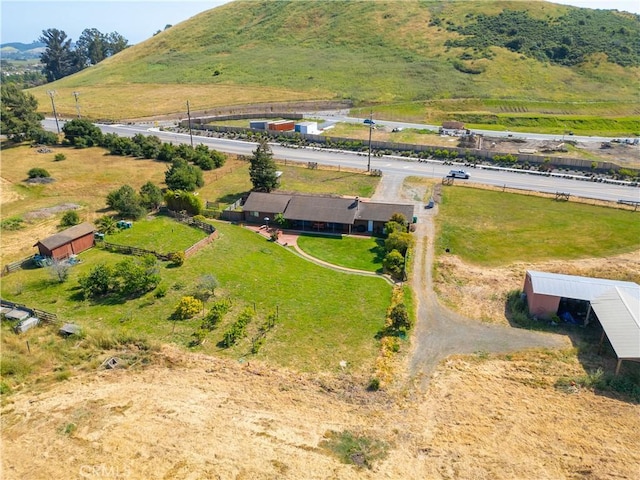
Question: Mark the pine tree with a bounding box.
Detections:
[249,139,278,192]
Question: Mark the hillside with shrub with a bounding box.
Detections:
[28,0,640,123]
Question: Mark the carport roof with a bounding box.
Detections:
[526,270,638,302]
[591,287,640,360]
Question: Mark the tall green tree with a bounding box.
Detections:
[62,118,103,147]
[0,83,45,142]
[106,184,146,219]
[39,28,82,81]
[165,158,204,192]
[249,139,278,192]
[139,181,163,210]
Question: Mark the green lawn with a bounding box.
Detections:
[105,215,207,252]
[1,221,391,375]
[296,234,385,272]
[436,188,640,266]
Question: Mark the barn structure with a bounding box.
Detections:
[34,222,95,260]
[523,270,640,374]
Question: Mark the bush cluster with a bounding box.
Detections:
[222,307,254,348]
[78,255,160,299]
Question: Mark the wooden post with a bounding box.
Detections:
[597,330,606,355]
[615,359,622,376]
[26,341,30,354]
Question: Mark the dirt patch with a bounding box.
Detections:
[2,346,638,480]
[22,203,81,221]
[434,250,640,325]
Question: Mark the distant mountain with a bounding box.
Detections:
[1,41,45,59]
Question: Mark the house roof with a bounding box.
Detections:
[242,192,292,214]
[35,222,95,250]
[284,195,357,224]
[526,270,638,302]
[243,192,415,226]
[591,287,640,360]
[356,201,414,222]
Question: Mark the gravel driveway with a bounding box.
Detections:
[372,175,567,387]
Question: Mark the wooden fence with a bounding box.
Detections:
[165,210,216,234]
[1,298,59,324]
[1,256,35,277]
[185,231,218,258]
[102,242,171,261]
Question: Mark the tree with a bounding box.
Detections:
[115,255,159,297]
[27,167,50,179]
[0,83,45,142]
[383,249,405,280]
[49,259,71,283]
[194,274,219,303]
[389,303,411,330]
[106,184,146,219]
[79,263,114,298]
[156,142,176,162]
[172,296,203,320]
[62,119,103,147]
[139,182,163,210]
[60,210,80,227]
[249,139,278,192]
[39,28,82,81]
[132,134,161,159]
[105,32,129,56]
[164,190,202,216]
[384,231,414,256]
[76,28,107,66]
[165,158,204,191]
[96,215,117,234]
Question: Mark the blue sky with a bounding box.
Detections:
[1,0,638,46]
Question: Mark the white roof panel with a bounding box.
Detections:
[527,270,638,302]
[591,287,640,360]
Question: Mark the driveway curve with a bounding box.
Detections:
[372,175,567,387]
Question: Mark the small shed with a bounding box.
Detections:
[34,222,95,260]
[295,121,319,134]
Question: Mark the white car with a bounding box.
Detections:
[448,170,470,179]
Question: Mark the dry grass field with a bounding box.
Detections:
[2,343,638,480]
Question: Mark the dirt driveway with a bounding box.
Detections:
[372,175,567,387]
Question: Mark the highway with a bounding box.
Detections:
[42,118,640,204]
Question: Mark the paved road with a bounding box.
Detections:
[42,119,640,203]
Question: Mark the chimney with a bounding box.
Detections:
[355,197,359,210]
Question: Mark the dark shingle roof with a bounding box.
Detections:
[356,202,414,222]
[243,193,414,225]
[242,192,292,213]
[35,222,95,250]
[284,195,357,224]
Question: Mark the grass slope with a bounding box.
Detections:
[28,0,640,124]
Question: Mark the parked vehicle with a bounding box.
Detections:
[448,170,470,179]
[425,198,435,209]
[363,119,375,125]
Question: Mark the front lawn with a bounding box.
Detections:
[297,234,385,272]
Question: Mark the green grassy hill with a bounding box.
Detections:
[29,0,640,125]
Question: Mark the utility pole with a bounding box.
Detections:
[47,90,60,134]
[72,91,81,118]
[186,100,194,148]
[367,110,374,172]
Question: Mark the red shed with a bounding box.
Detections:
[34,222,95,260]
